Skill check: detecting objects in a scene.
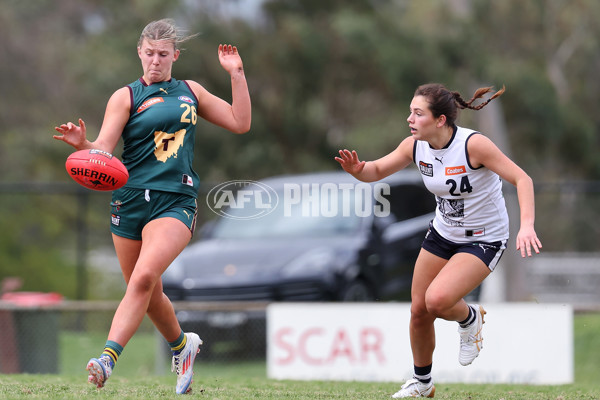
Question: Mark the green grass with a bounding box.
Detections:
[573,312,600,384]
[0,313,599,399]
[1,371,599,399]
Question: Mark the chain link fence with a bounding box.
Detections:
[0,299,267,375]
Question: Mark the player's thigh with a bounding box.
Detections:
[427,252,490,307]
[411,248,449,311]
[135,217,192,280]
[112,234,142,284]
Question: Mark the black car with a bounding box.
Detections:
[162,170,435,303]
[161,170,435,359]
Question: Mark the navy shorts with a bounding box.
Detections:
[110,188,198,240]
[422,222,506,271]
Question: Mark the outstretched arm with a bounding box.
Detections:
[189,44,251,134]
[53,87,130,153]
[335,136,415,182]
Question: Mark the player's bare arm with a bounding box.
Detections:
[336,136,415,182]
[467,134,542,256]
[53,87,130,153]
[186,44,251,135]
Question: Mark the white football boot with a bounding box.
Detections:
[458,304,486,366]
[391,378,435,398]
[86,355,113,388]
[172,332,203,394]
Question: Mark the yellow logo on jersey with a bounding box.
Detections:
[153,129,186,162]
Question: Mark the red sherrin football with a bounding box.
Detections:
[65,149,128,191]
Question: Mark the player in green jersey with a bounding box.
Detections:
[54,19,251,393]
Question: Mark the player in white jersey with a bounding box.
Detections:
[414,125,510,244]
[336,83,541,398]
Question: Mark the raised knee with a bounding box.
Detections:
[424,291,452,317]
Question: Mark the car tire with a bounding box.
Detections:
[339,279,375,302]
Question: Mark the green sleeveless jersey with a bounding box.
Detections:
[120,78,200,197]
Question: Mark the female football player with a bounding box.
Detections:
[336,83,541,398]
[54,19,251,394]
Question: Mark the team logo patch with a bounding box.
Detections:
[111,200,122,212]
[111,214,121,226]
[418,161,433,177]
[178,95,194,104]
[445,165,466,175]
[136,97,164,113]
[466,228,485,237]
[182,174,194,187]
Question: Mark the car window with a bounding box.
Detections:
[210,186,364,239]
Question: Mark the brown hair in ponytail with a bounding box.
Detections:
[414,83,505,127]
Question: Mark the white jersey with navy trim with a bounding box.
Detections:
[413,125,509,243]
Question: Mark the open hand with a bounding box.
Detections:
[218,44,244,74]
[53,118,87,150]
[516,225,542,257]
[335,149,366,175]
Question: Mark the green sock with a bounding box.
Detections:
[101,340,123,369]
[169,331,186,354]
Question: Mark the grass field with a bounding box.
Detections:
[0,312,599,399]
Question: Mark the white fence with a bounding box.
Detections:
[526,253,600,311]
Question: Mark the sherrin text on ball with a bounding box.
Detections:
[65,149,128,191]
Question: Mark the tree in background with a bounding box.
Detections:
[1,0,599,296]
